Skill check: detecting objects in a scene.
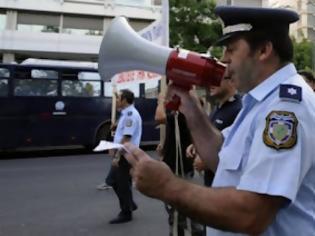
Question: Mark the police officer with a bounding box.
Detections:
[187,73,242,187]
[123,6,315,235]
[106,89,142,224]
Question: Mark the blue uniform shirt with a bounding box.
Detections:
[114,104,142,147]
[207,64,315,236]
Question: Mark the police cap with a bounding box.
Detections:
[214,6,299,45]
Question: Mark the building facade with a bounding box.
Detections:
[269,0,315,42]
[216,0,267,7]
[0,0,162,63]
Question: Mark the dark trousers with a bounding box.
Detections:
[106,157,135,215]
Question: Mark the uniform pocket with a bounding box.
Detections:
[218,147,243,170]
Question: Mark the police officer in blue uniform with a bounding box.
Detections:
[122,6,315,235]
[191,75,242,187]
[106,89,142,224]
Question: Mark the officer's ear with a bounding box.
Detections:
[257,41,273,62]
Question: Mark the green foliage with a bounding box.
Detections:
[293,38,314,71]
[169,0,222,56]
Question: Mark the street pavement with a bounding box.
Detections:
[0,151,171,236]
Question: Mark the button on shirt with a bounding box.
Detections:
[114,104,142,147]
[207,64,315,236]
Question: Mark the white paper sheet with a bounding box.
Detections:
[93,141,125,152]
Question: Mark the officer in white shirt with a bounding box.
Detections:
[121,6,315,236]
[106,89,142,224]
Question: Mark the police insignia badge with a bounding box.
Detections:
[127,111,133,116]
[125,119,133,127]
[263,111,298,150]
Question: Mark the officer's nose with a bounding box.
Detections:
[220,49,231,65]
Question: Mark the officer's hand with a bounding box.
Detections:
[123,142,175,199]
[193,155,206,172]
[186,144,196,159]
[166,84,201,115]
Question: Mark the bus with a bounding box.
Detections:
[0,61,160,151]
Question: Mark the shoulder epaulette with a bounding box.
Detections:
[279,84,302,103]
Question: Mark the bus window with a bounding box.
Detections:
[0,79,8,96]
[62,80,101,97]
[14,68,58,96]
[62,71,101,97]
[0,68,9,96]
[31,69,58,79]
[0,68,10,78]
[104,82,140,97]
[78,71,101,81]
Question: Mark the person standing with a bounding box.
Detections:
[123,6,315,235]
[155,93,198,236]
[106,89,142,224]
[187,74,242,187]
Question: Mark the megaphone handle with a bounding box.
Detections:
[165,95,181,110]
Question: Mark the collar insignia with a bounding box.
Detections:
[279,84,302,103]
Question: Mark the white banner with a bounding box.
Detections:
[112,0,169,85]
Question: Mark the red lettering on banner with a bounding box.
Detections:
[114,71,161,84]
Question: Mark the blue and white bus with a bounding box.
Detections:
[0,60,159,151]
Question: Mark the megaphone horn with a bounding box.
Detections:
[98,16,226,109]
[98,16,172,81]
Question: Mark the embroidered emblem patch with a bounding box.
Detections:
[127,111,133,116]
[125,119,133,127]
[263,111,298,150]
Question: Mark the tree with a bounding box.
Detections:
[293,38,314,71]
[169,0,222,57]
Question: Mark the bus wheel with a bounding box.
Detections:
[94,124,111,148]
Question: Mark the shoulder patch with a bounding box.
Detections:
[263,111,298,150]
[279,84,302,103]
[127,111,133,116]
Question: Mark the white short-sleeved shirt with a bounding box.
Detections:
[207,64,315,236]
[114,104,142,147]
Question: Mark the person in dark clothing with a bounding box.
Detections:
[155,94,202,236]
[187,75,242,186]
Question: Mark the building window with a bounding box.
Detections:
[227,0,232,5]
[63,15,103,36]
[114,0,152,6]
[17,12,59,33]
[0,13,6,31]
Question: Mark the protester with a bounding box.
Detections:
[123,6,315,235]
[155,93,202,236]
